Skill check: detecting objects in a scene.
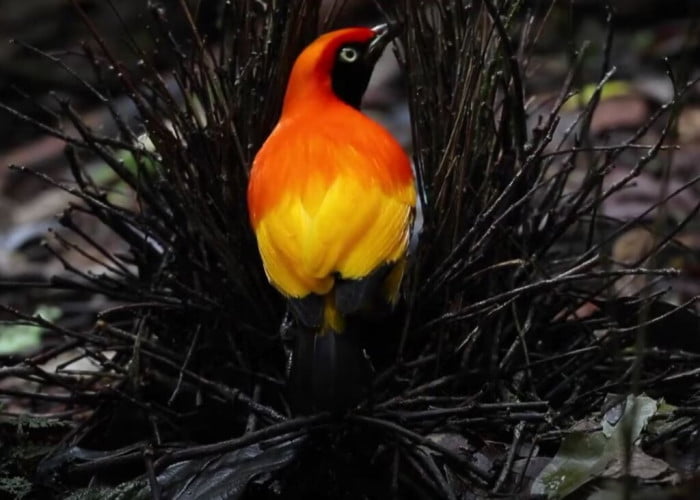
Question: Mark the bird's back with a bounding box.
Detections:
[248,105,415,307]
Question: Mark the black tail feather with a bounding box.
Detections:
[289,329,372,414]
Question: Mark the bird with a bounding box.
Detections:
[247,25,416,412]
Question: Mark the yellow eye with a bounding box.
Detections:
[339,47,359,63]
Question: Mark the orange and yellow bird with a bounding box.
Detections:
[247,26,415,411]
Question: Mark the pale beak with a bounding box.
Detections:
[365,23,400,64]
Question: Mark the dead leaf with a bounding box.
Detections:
[531,395,667,499]
[677,106,700,144]
[591,97,650,135]
[603,448,674,480]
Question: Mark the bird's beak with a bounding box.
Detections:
[365,23,399,64]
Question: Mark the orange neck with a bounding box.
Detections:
[281,65,338,118]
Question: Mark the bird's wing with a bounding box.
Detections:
[253,171,414,300]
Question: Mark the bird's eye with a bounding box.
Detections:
[339,46,360,63]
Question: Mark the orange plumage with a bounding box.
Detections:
[248,27,415,334]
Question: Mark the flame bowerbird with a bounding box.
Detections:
[248,25,415,412]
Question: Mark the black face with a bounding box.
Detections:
[331,42,374,109]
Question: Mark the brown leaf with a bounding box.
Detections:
[677,106,700,144]
[591,97,650,135]
[603,448,675,481]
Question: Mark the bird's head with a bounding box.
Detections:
[282,25,397,113]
